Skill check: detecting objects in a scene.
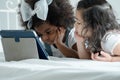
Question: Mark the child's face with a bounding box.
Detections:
[35,23,58,45]
[74,10,92,38]
[74,10,84,37]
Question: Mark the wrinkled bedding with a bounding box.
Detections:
[0,52,120,80]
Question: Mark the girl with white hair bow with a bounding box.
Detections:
[20,0,79,58]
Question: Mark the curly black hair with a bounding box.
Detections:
[77,0,120,53]
[20,0,75,29]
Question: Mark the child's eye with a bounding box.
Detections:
[38,34,42,37]
[77,22,82,25]
[74,18,82,25]
[46,31,52,34]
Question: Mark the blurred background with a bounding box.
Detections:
[0,0,120,52]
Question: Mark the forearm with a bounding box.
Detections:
[77,41,91,59]
[55,42,79,58]
[111,56,120,62]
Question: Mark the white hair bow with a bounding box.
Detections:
[20,0,53,22]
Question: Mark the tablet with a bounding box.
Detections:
[0,30,48,61]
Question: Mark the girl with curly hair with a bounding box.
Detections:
[20,0,78,58]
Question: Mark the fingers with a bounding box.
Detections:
[58,27,65,33]
[91,53,99,60]
[74,31,85,43]
[91,53,95,60]
[60,27,65,33]
[91,51,112,62]
[54,27,65,44]
[100,51,110,57]
[57,27,65,38]
[93,56,105,61]
[91,52,103,61]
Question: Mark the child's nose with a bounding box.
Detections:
[42,35,49,41]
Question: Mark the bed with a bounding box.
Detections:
[0,52,120,80]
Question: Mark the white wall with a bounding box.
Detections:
[107,0,120,23]
[0,0,22,30]
[0,0,21,52]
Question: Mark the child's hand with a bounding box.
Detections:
[54,27,65,45]
[91,51,112,62]
[74,31,84,42]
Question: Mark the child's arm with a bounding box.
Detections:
[54,27,79,58]
[91,50,120,62]
[75,31,91,59]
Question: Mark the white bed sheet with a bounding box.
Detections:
[0,52,120,80]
